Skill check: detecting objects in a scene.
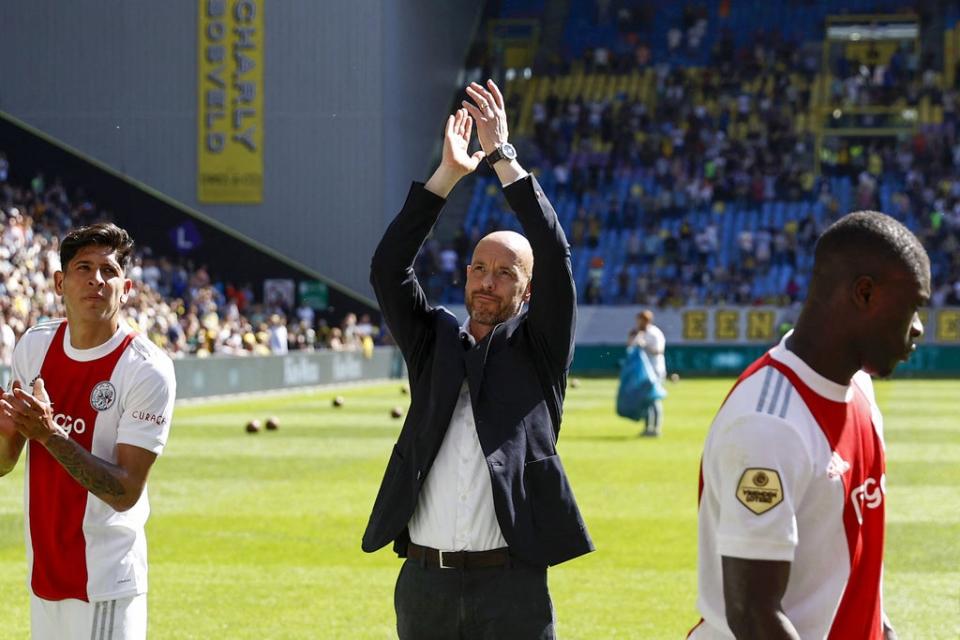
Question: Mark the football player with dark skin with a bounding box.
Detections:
[723,211,930,640]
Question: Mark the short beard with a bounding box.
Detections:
[466,295,520,327]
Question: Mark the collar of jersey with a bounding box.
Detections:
[63,322,131,362]
[770,331,856,403]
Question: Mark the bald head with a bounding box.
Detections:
[810,210,930,298]
[464,230,534,333]
[473,231,534,280]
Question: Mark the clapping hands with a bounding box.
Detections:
[425,79,517,198]
[0,378,61,444]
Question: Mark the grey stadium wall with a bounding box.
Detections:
[0,0,482,300]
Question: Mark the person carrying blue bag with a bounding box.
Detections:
[618,310,667,435]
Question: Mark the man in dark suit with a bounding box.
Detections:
[362,80,593,639]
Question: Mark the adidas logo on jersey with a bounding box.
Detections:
[850,474,885,524]
[826,451,851,479]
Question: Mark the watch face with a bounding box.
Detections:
[501,143,517,160]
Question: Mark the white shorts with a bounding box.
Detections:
[30,593,147,640]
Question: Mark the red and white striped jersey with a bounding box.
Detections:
[11,319,176,602]
[690,335,886,640]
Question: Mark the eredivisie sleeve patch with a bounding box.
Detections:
[735,468,783,514]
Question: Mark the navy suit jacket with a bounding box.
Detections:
[361,175,593,567]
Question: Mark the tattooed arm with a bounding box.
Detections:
[1,378,157,512]
[42,438,157,511]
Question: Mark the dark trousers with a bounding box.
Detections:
[394,557,555,640]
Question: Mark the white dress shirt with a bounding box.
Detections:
[407,320,508,551]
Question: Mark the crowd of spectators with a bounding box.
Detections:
[432,12,960,309]
[0,157,379,367]
[828,42,928,111]
[579,2,713,73]
[7,6,960,359]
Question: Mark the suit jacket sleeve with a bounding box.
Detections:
[370,182,447,375]
[503,175,576,376]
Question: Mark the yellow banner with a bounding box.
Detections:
[198,0,263,203]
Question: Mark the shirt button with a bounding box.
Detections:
[459,494,467,502]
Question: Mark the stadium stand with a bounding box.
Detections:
[4,1,959,362]
[427,0,960,310]
[0,157,377,366]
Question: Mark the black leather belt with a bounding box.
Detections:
[407,542,511,570]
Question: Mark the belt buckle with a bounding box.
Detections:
[438,550,454,569]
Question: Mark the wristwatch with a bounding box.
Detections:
[485,142,517,167]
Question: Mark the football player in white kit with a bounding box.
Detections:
[0,222,176,639]
[690,211,930,640]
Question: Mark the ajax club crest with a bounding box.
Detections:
[90,381,117,412]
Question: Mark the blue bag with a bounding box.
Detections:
[616,345,667,421]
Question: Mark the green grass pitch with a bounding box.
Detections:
[0,378,957,638]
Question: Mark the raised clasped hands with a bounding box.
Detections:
[425,79,515,198]
[462,80,509,155]
[0,378,63,444]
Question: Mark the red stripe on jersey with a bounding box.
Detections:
[29,322,136,601]
[764,359,885,640]
[697,457,704,505]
